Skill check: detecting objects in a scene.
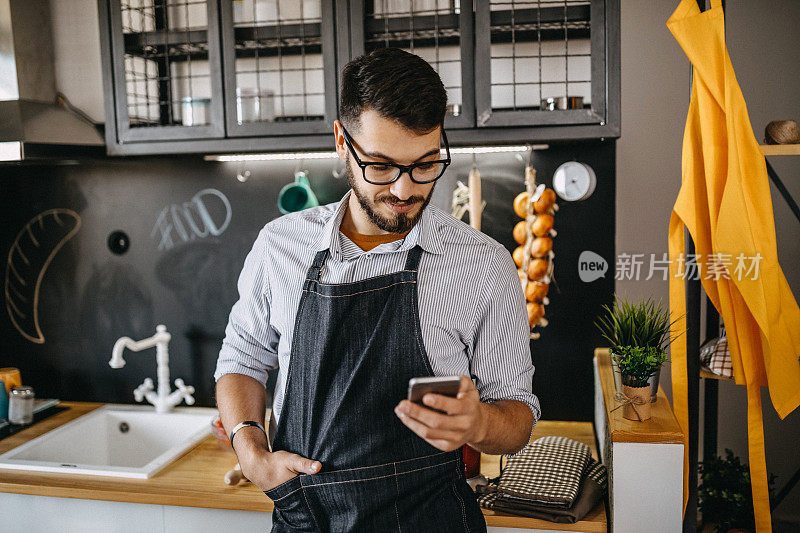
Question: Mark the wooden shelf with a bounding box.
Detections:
[595,348,684,444]
[700,368,734,381]
[760,144,800,156]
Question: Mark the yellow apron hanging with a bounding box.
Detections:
[667,0,800,531]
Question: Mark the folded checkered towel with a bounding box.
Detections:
[494,435,592,508]
[476,457,608,524]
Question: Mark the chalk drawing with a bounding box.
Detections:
[151,188,232,251]
[4,209,82,344]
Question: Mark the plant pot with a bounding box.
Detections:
[611,356,623,392]
[647,368,660,403]
[621,384,652,421]
[611,355,660,404]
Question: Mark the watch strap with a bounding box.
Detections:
[229,420,267,449]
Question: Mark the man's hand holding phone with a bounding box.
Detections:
[395,375,488,452]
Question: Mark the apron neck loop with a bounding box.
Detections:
[404,245,423,271]
[307,249,329,281]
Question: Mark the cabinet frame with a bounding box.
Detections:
[97,0,620,156]
[474,0,611,129]
[219,0,340,137]
[346,1,476,130]
[104,0,226,143]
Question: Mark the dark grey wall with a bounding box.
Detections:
[0,144,615,421]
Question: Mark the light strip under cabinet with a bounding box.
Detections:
[0,142,23,161]
[203,144,549,162]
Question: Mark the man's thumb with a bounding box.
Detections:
[295,456,321,474]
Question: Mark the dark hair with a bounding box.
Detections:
[339,47,447,134]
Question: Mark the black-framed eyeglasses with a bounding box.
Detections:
[340,124,451,185]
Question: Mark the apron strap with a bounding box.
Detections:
[404,245,423,271]
[306,249,329,281]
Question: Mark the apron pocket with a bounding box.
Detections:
[264,475,317,532]
[396,458,486,532]
[303,463,401,532]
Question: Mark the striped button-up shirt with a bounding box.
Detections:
[215,190,541,451]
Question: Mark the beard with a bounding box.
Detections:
[346,159,435,233]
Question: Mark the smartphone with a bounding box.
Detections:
[407,376,462,412]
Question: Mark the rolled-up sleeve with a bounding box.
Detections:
[470,246,542,456]
[214,227,279,385]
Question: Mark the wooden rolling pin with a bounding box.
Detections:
[224,462,248,485]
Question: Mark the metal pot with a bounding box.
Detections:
[541,96,584,110]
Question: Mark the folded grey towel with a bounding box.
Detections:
[494,435,592,507]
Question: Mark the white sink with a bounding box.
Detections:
[0,404,218,479]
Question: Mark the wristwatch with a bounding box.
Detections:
[229,420,267,449]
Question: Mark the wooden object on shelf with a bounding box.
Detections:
[760,144,800,156]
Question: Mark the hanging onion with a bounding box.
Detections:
[525,280,549,302]
[527,258,549,280]
[513,191,529,219]
[532,214,554,237]
[527,302,545,328]
[534,189,556,213]
[531,237,553,257]
[513,220,528,244]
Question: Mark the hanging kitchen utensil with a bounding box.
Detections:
[468,154,483,231]
[451,180,486,223]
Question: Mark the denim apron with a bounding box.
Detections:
[265,244,487,532]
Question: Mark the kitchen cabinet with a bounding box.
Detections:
[219,0,339,137]
[98,1,620,155]
[346,1,476,130]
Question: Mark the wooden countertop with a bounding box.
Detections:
[0,402,606,531]
[595,348,684,444]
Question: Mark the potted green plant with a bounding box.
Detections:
[608,345,668,420]
[595,296,680,419]
[698,449,776,533]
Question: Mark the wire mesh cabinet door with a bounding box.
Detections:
[106,0,226,143]
[474,0,614,130]
[347,1,476,130]
[220,0,338,136]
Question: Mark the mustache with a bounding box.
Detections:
[378,195,425,206]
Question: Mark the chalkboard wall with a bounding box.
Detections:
[0,140,614,421]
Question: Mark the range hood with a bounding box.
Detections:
[0,0,105,161]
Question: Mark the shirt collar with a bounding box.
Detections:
[312,189,445,260]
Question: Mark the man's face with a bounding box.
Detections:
[336,109,441,233]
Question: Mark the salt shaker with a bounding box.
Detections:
[9,386,34,425]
